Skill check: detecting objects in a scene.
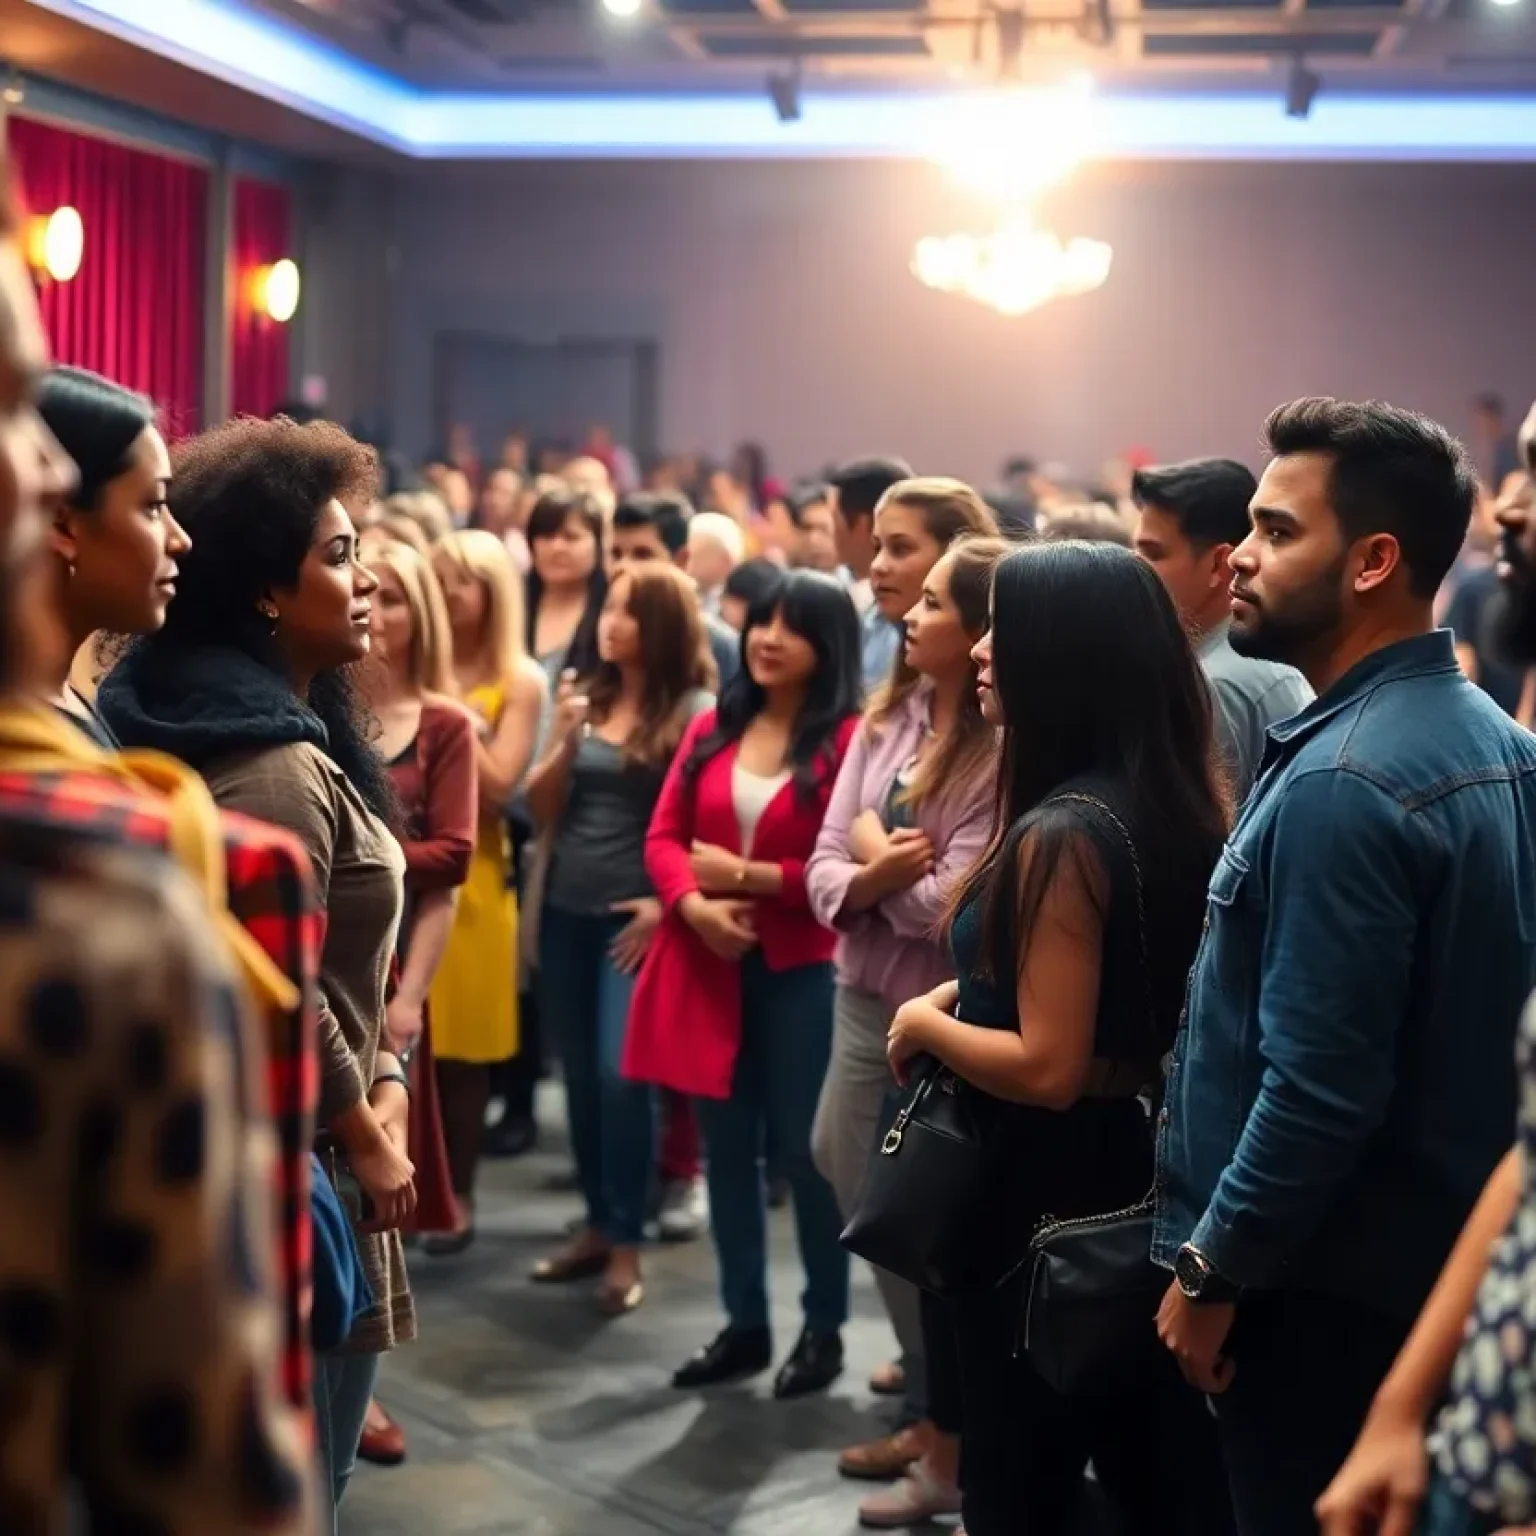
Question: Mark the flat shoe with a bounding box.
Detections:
[530,1248,608,1283]
[868,1360,906,1397]
[597,1280,644,1316]
[422,1226,476,1258]
[357,1406,406,1467]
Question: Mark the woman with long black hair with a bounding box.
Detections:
[884,540,1232,1535]
[626,570,864,1398]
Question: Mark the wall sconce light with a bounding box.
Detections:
[25,206,83,283]
[251,258,301,323]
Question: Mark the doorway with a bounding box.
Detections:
[434,332,660,465]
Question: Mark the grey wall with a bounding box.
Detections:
[317,157,1536,481]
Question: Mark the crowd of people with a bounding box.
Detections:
[6,140,1536,1536]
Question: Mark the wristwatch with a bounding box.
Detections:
[1174,1243,1240,1305]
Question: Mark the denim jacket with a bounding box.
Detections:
[1153,630,1536,1319]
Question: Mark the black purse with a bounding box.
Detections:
[839,1055,1011,1298]
[1016,793,1166,1397]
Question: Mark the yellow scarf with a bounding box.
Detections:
[0,699,300,1016]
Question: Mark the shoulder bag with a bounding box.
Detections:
[1016,792,1167,1397]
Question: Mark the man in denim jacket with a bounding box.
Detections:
[1152,398,1536,1536]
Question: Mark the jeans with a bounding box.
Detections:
[540,906,656,1245]
[1213,1290,1408,1536]
[811,984,926,1419]
[696,954,848,1337]
[312,1350,379,1529]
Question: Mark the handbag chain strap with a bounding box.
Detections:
[1046,792,1157,1061]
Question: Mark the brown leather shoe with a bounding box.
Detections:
[357,1401,407,1466]
[837,1422,927,1482]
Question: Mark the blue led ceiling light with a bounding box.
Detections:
[25,0,1536,160]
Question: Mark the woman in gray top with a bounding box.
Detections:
[525,562,715,1315]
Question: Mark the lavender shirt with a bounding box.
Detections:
[806,685,995,1013]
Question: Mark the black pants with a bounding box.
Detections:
[953,1278,1232,1536]
[950,1097,1233,1536]
[1214,1290,1408,1536]
[921,1288,963,1436]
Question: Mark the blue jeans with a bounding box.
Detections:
[1416,1476,1504,1536]
[312,1350,379,1529]
[540,905,655,1245]
[697,953,848,1336]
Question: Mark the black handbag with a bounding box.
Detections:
[839,1055,1011,1297]
[1016,792,1166,1397]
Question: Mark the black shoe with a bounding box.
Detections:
[421,1225,476,1258]
[672,1326,772,1389]
[484,1114,537,1159]
[773,1328,844,1400]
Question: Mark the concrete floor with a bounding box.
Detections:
[342,1103,925,1536]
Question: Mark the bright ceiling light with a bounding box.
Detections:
[912,215,1112,317]
[1489,0,1522,9]
[602,0,645,18]
[927,83,1101,206]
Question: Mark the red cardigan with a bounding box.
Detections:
[623,709,858,1099]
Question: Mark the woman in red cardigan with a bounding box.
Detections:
[625,570,863,1399]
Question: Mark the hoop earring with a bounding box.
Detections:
[257,602,279,635]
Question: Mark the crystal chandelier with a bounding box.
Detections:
[912,216,1113,318]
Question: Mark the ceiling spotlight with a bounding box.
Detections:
[1285,57,1320,119]
[767,64,802,124]
[1489,0,1523,9]
[602,0,645,18]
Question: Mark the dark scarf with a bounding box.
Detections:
[97,642,330,771]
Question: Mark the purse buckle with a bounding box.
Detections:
[881,1112,909,1155]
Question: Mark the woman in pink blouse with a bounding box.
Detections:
[806,532,1011,1527]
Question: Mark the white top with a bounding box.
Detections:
[732,762,791,856]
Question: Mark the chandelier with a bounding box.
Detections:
[913,77,1113,318]
[912,216,1113,318]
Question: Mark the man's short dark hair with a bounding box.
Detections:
[785,481,830,528]
[829,456,913,527]
[1131,457,1257,551]
[723,557,783,610]
[1263,397,1478,600]
[613,491,693,556]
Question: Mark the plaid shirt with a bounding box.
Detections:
[0,768,321,1415]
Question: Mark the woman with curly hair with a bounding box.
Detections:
[97,415,418,1531]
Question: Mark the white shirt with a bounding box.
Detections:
[732,763,791,856]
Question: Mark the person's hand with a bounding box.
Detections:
[350,1130,416,1233]
[1315,1397,1430,1536]
[609,897,662,975]
[682,894,758,961]
[925,978,960,1014]
[551,669,590,747]
[690,840,745,895]
[887,998,936,1086]
[385,994,424,1055]
[871,827,935,891]
[848,809,889,866]
[1156,1281,1237,1394]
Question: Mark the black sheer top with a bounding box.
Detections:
[950,774,1208,1067]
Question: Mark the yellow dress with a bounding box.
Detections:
[428,679,519,1063]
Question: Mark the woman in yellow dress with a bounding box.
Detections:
[428,530,548,1249]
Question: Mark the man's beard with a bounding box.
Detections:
[1487,578,1536,668]
[1228,557,1346,670]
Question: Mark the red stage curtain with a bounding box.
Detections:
[6,115,207,437]
[231,178,293,420]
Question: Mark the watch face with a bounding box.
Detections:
[1175,1247,1207,1297]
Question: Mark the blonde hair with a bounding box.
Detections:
[688,510,746,565]
[383,489,452,545]
[368,542,455,694]
[365,512,432,558]
[434,528,526,685]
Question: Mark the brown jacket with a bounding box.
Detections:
[206,740,415,1353]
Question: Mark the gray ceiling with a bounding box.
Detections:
[254,0,1536,91]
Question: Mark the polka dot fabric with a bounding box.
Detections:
[1435,992,1536,1524]
[0,820,316,1533]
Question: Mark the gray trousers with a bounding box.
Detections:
[810,982,926,1417]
